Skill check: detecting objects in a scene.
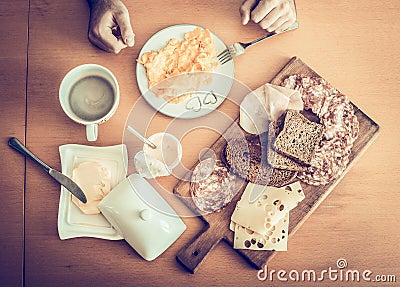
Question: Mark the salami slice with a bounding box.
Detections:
[190,158,239,213]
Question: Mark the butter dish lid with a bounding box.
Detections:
[98,174,186,261]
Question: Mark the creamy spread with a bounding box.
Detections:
[134,151,171,178]
[143,133,180,167]
[134,133,182,178]
[72,161,111,214]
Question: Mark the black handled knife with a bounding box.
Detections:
[8,137,87,204]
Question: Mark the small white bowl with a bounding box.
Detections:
[135,132,182,178]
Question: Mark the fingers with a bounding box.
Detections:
[88,14,127,54]
[251,0,275,23]
[100,24,128,53]
[241,0,296,32]
[88,32,114,53]
[113,4,135,47]
[89,31,126,54]
[258,7,281,31]
[239,0,258,25]
[87,0,134,54]
[275,20,293,33]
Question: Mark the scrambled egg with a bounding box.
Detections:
[138,28,219,103]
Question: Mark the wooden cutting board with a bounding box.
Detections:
[173,56,380,273]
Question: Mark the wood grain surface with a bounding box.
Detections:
[1,0,400,286]
[174,56,380,273]
[0,1,28,286]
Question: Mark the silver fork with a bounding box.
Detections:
[217,21,299,65]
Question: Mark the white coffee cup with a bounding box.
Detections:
[59,64,120,141]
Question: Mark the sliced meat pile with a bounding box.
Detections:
[282,75,359,185]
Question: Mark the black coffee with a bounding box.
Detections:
[69,76,115,121]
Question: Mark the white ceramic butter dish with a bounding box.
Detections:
[58,144,127,240]
[98,174,186,261]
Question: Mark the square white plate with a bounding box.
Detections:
[58,144,128,240]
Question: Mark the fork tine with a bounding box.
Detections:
[217,49,232,65]
[220,56,232,65]
[217,48,230,59]
[218,49,232,59]
[218,53,232,63]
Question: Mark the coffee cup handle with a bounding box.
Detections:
[86,124,98,141]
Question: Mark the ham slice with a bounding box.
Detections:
[240,84,303,134]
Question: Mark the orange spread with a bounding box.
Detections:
[72,161,111,214]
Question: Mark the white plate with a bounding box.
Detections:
[58,144,128,240]
[136,24,235,119]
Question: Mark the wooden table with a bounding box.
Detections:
[1,0,399,286]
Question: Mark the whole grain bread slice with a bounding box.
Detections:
[274,110,324,165]
[267,115,308,171]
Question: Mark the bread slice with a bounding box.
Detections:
[224,133,273,185]
[274,110,324,165]
[267,115,308,171]
[268,168,298,187]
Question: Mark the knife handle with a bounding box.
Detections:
[8,137,51,172]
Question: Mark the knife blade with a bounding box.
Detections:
[248,182,265,204]
[49,169,87,204]
[8,137,87,203]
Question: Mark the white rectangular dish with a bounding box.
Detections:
[58,144,128,240]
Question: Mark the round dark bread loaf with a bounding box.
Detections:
[223,133,298,187]
[224,134,273,185]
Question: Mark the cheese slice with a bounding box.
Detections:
[229,220,236,232]
[233,213,289,251]
[230,181,304,235]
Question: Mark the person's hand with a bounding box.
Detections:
[87,0,135,54]
[240,0,296,33]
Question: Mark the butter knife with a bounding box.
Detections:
[8,137,87,203]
